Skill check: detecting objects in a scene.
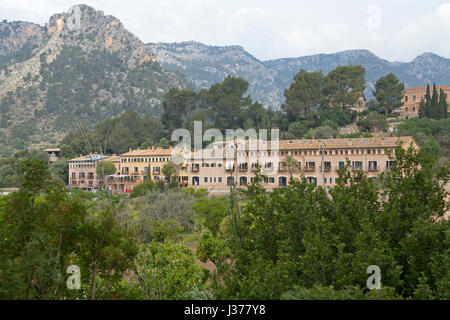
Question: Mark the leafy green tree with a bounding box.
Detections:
[96,161,116,180]
[162,161,180,184]
[77,207,138,300]
[0,157,87,299]
[193,195,229,236]
[197,231,230,274]
[49,158,69,184]
[373,73,405,116]
[133,241,208,299]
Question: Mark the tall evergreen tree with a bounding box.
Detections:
[418,98,426,119]
[438,88,448,119]
[373,73,405,116]
[430,83,439,119]
[424,84,432,118]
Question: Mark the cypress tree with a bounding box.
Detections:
[418,98,426,119]
[439,88,448,119]
[431,83,439,119]
[424,84,432,118]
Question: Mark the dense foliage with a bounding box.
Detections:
[0,146,448,300]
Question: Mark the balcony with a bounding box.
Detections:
[239,163,248,172]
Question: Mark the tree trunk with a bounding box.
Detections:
[89,265,98,300]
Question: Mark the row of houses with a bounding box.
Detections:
[68,136,420,193]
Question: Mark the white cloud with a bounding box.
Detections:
[391,3,450,60]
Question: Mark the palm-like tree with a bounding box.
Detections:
[285,154,299,179]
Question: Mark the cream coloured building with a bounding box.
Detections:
[186,136,419,191]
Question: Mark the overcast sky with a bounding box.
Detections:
[1,0,450,62]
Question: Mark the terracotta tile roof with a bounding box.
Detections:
[189,136,418,156]
[121,147,173,157]
[278,136,418,150]
[405,85,450,93]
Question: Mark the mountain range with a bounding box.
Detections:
[0,4,449,155]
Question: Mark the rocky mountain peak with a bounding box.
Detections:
[44,4,154,68]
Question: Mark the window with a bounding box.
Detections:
[218,177,222,183]
[413,95,416,101]
[352,161,363,170]
[386,161,396,169]
[338,161,345,169]
[218,163,222,167]
[405,96,408,102]
[204,177,208,183]
[306,162,315,171]
[368,161,378,171]
[72,172,76,179]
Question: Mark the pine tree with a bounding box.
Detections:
[439,88,448,119]
[424,84,432,118]
[430,83,439,119]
